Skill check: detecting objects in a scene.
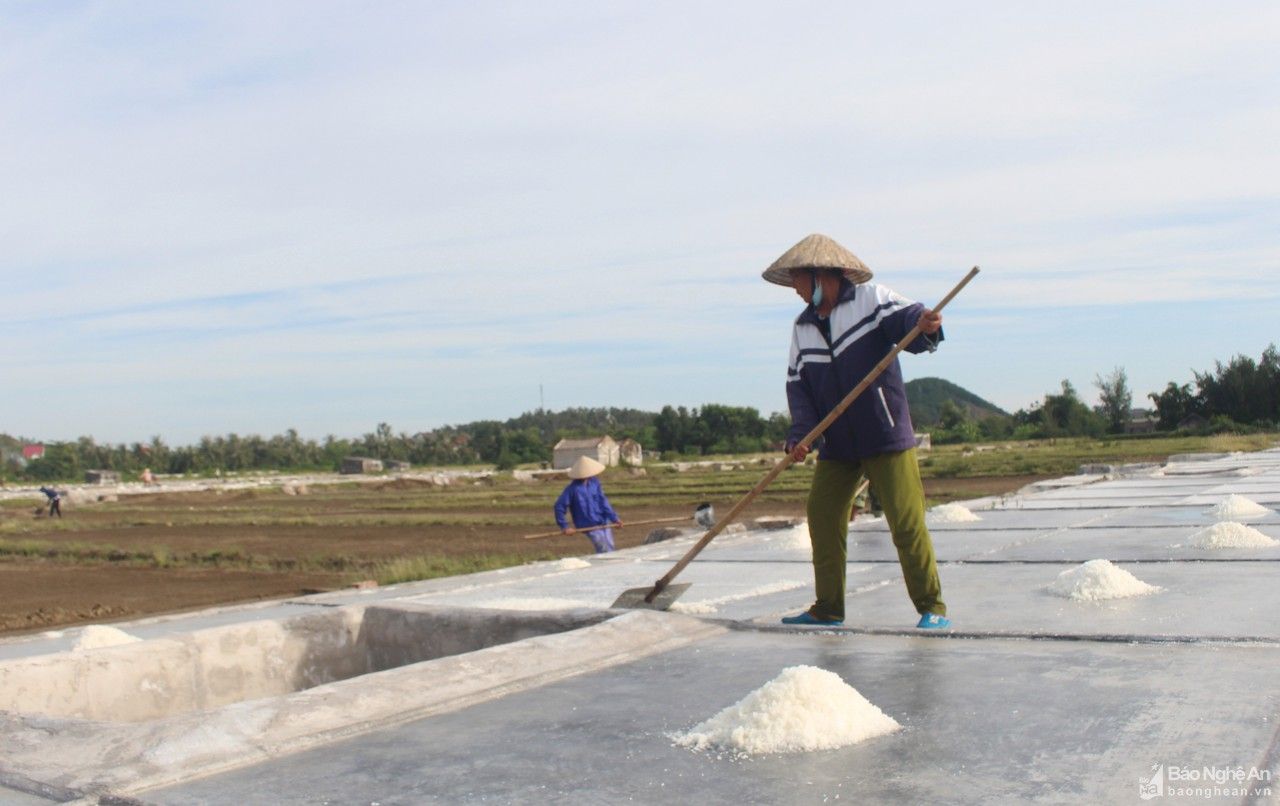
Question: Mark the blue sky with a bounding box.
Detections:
[3,2,1277,443]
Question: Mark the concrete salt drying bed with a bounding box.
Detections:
[1,447,1278,803]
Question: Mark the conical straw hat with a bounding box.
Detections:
[761,233,873,287]
[568,456,606,480]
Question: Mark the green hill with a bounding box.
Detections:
[905,377,1007,426]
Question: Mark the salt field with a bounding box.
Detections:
[2,448,1280,803]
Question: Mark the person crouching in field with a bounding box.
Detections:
[554,457,623,554]
[764,233,950,630]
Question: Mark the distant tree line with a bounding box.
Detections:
[928,344,1280,444]
[2,404,787,482]
[5,345,1276,482]
[654,404,791,456]
[1147,344,1280,431]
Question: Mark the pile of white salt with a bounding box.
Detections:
[672,665,900,755]
[1188,522,1278,549]
[1207,494,1273,520]
[73,625,142,651]
[552,557,592,570]
[926,503,982,524]
[1047,559,1162,601]
[779,523,812,551]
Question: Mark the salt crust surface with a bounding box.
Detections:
[73,625,142,651]
[472,579,811,615]
[927,503,982,524]
[1208,494,1272,520]
[668,580,808,615]
[673,665,900,755]
[1189,521,1278,549]
[470,597,599,610]
[1047,559,1162,601]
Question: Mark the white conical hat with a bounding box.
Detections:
[568,456,606,479]
[761,233,873,287]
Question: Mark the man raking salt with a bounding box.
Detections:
[611,244,977,613]
[765,233,951,629]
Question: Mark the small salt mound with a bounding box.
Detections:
[1207,494,1272,520]
[780,518,878,552]
[553,557,592,570]
[73,625,142,651]
[778,523,811,550]
[1047,559,1162,601]
[672,665,899,755]
[1189,521,1279,549]
[927,503,982,524]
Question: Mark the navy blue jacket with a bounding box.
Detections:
[786,280,942,461]
[554,477,619,531]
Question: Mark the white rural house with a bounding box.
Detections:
[552,436,620,470]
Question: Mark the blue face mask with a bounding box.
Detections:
[810,271,824,309]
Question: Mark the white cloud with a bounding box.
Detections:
[3,2,1277,441]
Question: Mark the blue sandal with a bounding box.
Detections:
[916,613,951,630]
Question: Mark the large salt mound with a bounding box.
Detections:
[672,665,900,755]
[927,503,982,524]
[1047,559,1162,601]
[1207,494,1272,520]
[1189,521,1279,549]
[73,625,142,651]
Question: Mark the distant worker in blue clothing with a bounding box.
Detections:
[39,486,63,518]
[554,456,623,553]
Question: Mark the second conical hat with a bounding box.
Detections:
[567,455,606,480]
[761,233,873,287]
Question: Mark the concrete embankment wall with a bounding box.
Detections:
[0,604,610,723]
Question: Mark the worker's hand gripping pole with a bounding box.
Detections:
[641,266,981,604]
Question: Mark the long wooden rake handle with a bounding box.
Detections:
[641,266,980,602]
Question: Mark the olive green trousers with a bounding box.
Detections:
[805,449,945,620]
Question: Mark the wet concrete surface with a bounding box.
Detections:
[817,561,1280,641]
[143,631,1280,805]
